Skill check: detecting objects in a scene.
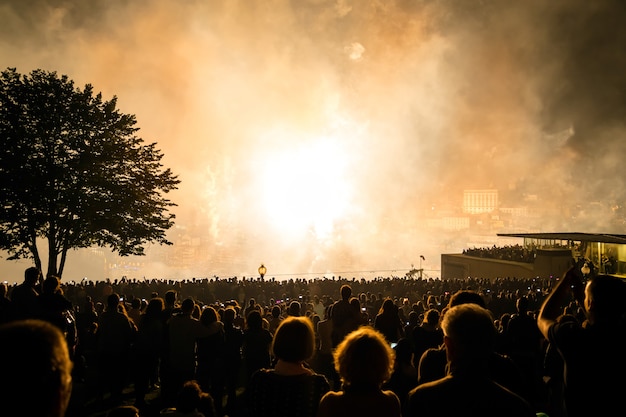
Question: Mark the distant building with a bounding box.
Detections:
[441,232,626,280]
[463,189,498,214]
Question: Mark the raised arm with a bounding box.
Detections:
[537,266,585,339]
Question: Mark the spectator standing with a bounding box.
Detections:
[222,306,244,415]
[10,266,42,320]
[373,298,405,344]
[242,309,273,382]
[383,337,417,410]
[160,289,180,404]
[132,297,165,408]
[315,304,337,389]
[246,316,330,417]
[38,275,78,359]
[405,304,536,417]
[317,327,401,417]
[164,298,210,407]
[312,294,326,319]
[537,267,626,417]
[501,295,546,409]
[411,308,443,370]
[196,305,225,416]
[97,293,137,404]
[329,284,360,348]
[127,297,143,327]
[267,304,283,335]
[417,290,526,402]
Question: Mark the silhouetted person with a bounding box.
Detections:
[501,295,545,408]
[317,326,402,417]
[537,267,626,417]
[374,298,405,343]
[221,306,243,415]
[97,293,137,404]
[417,290,526,401]
[38,275,77,359]
[246,316,330,417]
[383,337,418,410]
[10,266,42,320]
[0,281,16,324]
[267,304,283,335]
[196,305,225,415]
[406,304,535,417]
[330,284,360,348]
[411,308,443,370]
[133,297,165,408]
[164,298,209,407]
[0,319,73,417]
[242,309,273,382]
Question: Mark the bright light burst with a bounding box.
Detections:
[259,135,352,240]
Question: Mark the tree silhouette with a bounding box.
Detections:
[0,68,180,277]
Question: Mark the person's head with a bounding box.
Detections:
[0,281,7,298]
[288,300,301,316]
[423,308,440,326]
[333,326,395,389]
[584,274,626,324]
[201,305,219,326]
[181,298,196,315]
[272,316,315,363]
[223,306,236,324]
[164,290,177,307]
[393,338,413,367]
[107,293,121,310]
[448,290,486,308]
[42,275,61,295]
[350,297,361,310]
[442,303,496,368]
[380,297,395,314]
[176,380,203,414]
[246,310,263,329]
[24,266,41,286]
[131,297,141,310]
[340,284,352,301]
[0,319,73,417]
[271,305,281,318]
[145,297,164,318]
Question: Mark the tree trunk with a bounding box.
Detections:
[47,238,58,278]
[58,247,68,278]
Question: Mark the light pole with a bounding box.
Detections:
[419,255,425,279]
[258,264,267,280]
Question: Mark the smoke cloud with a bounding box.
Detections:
[1,0,625,281]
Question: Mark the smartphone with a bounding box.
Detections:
[361,307,366,312]
[391,342,398,349]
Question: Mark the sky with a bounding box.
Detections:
[1,0,626,282]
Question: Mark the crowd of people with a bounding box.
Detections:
[462,244,537,263]
[1,257,625,417]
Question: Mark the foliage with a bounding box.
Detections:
[0,68,180,277]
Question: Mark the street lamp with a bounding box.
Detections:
[258,264,267,280]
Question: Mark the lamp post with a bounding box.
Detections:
[258,264,267,280]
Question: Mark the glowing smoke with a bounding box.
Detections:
[0,0,625,281]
